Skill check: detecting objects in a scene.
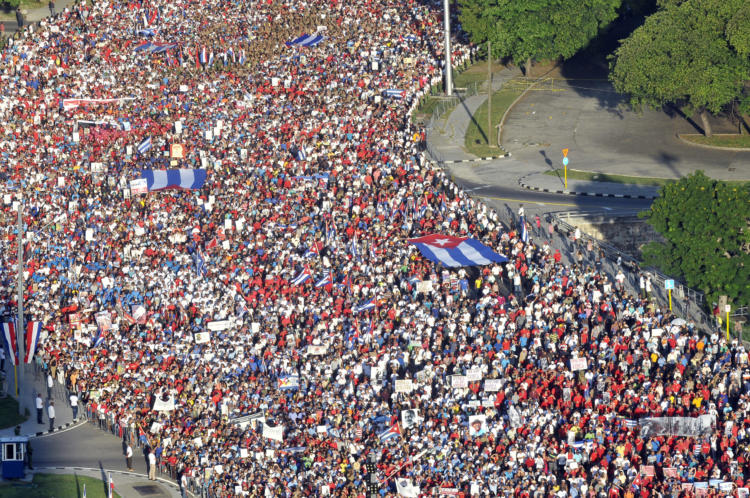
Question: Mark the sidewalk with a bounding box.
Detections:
[1,0,78,36]
[0,364,81,438]
[427,66,521,163]
[518,171,660,199]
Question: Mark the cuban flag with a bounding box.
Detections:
[137,136,152,154]
[24,321,42,364]
[83,483,87,498]
[92,328,105,348]
[296,146,307,161]
[291,266,312,286]
[208,51,214,66]
[239,49,246,65]
[1,321,17,365]
[140,169,207,191]
[519,215,528,243]
[353,297,376,314]
[278,376,300,390]
[315,272,332,289]
[378,423,401,441]
[134,41,154,52]
[304,242,322,258]
[286,33,325,47]
[108,472,114,498]
[200,47,207,65]
[338,274,352,293]
[406,234,508,268]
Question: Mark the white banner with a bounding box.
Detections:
[207,320,232,331]
[484,379,502,392]
[570,357,588,371]
[94,311,112,332]
[153,395,175,411]
[306,345,327,356]
[466,368,483,382]
[394,379,413,393]
[396,478,420,497]
[451,375,467,389]
[416,280,433,293]
[194,332,210,344]
[262,424,284,442]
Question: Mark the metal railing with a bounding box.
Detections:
[548,210,714,328]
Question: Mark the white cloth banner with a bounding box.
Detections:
[262,424,284,442]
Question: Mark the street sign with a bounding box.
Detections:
[562,148,569,157]
[562,157,569,166]
[725,305,731,313]
[664,279,674,290]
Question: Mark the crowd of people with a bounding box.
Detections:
[0,0,747,496]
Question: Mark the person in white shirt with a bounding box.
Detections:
[148,450,157,480]
[126,444,134,471]
[36,393,44,424]
[69,393,79,420]
[48,400,55,431]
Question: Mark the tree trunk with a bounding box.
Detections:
[525,58,532,77]
[699,109,712,138]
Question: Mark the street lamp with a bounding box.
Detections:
[443,0,452,96]
[15,195,25,415]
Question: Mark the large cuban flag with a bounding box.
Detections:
[1,322,17,365]
[407,234,508,268]
[25,321,42,364]
[140,169,207,191]
[285,33,325,47]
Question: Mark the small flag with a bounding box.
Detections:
[378,423,401,441]
[353,297,376,314]
[137,136,152,154]
[520,215,528,243]
[315,272,332,289]
[338,275,352,293]
[200,47,207,65]
[108,472,114,498]
[278,376,300,390]
[290,267,312,286]
[83,483,87,498]
[304,242,322,258]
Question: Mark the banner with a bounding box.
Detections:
[401,409,420,430]
[230,411,264,430]
[394,379,413,393]
[451,375,467,389]
[129,178,148,195]
[416,280,433,293]
[570,357,588,371]
[395,478,419,497]
[639,415,715,438]
[153,395,175,411]
[466,368,482,382]
[94,311,112,332]
[207,320,232,331]
[468,415,487,437]
[306,345,327,356]
[170,144,185,158]
[262,424,284,442]
[484,379,502,392]
[194,332,210,344]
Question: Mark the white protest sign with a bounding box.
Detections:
[451,376,468,389]
[484,379,502,392]
[129,178,148,195]
[194,332,211,344]
[394,379,413,393]
[466,368,483,382]
[570,357,588,372]
[262,424,284,442]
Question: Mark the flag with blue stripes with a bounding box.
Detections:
[407,234,508,268]
[137,136,152,154]
[384,89,406,99]
[286,33,325,47]
[520,215,528,243]
[315,272,332,289]
[378,423,400,441]
[353,297,376,314]
[291,267,311,286]
[140,169,207,190]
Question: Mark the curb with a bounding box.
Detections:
[518,174,659,200]
[34,466,182,492]
[439,153,511,164]
[23,418,87,438]
[676,134,750,153]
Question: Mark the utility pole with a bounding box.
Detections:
[487,39,493,146]
[16,197,24,414]
[443,0,452,96]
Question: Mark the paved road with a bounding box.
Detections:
[501,79,750,182]
[32,423,181,497]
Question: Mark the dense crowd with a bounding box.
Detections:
[0,0,747,497]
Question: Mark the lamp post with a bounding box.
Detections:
[443,0,452,96]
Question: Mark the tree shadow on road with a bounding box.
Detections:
[653,151,682,179]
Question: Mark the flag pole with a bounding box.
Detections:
[16,195,25,413]
[443,0,452,96]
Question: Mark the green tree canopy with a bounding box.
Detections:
[609,0,750,136]
[640,171,750,308]
[459,0,622,71]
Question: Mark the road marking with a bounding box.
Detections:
[603,206,612,210]
[480,195,578,207]
[464,184,491,192]
[33,419,88,438]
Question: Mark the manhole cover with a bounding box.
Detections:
[132,485,162,495]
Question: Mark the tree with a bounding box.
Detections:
[459,0,622,75]
[639,171,750,309]
[609,0,750,136]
